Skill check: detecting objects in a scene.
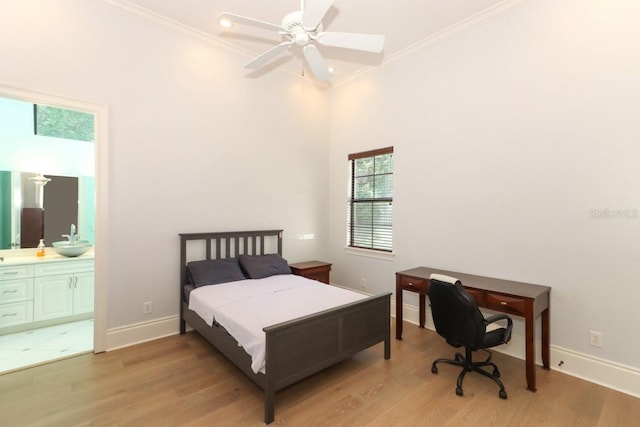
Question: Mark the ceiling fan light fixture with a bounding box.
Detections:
[294,32,310,46]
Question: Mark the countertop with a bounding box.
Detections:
[0,249,94,265]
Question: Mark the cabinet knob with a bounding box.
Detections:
[2,271,18,275]
[500,301,508,306]
[3,289,18,293]
[2,313,17,317]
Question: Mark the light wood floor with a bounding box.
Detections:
[1,320,638,427]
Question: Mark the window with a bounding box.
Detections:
[34,104,95,142]
[347,146,393,252]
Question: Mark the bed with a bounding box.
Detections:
[179,230,391,424]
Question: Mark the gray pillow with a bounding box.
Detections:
[186,258,247,287]
[238,254,291,279]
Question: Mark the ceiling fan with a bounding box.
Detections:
[217,0,385,81]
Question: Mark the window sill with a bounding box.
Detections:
[344,246,395,261]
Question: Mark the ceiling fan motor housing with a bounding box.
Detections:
[282,11,320,46]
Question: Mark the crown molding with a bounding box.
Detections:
[333,0,532,88]
[96,0,300,79]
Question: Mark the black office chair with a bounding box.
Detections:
[428,273,513,399]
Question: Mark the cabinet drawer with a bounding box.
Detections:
[0,264,34,280]
[0,278,34,303]
[400,276,427,293]
[485,293,526,316]
[0,301,33,327]
[34,260,94,277]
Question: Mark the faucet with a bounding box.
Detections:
[62,224,78,244]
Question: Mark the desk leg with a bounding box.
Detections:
[396,284,403,340]
[419,294,426,328]
[525,304,536,392]
[541,308,550,369]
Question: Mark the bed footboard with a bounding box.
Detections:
[263,292,391,424]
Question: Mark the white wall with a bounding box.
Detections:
[0,0,330,331]
[329,0,640,382]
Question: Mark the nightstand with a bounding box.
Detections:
[289,261,332,284]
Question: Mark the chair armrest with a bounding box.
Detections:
[484,314,513,343]
[484,314,512,327]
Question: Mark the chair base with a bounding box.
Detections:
[431,347,508,399]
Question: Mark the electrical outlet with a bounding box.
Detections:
[590,330,603,348]
[360,278,367,290]
[143,301,152,314]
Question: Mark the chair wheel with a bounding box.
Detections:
[499,390,508,399]
[431,366,438,374]
[456,387,463,396]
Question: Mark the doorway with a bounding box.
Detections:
[0,84,107,373]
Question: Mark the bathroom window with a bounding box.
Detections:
[34,104,94,142]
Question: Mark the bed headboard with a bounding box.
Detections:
[179,229,283,287]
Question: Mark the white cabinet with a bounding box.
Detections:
[0,264,34,328]
[34,260,94,322]
[0,258,93,331]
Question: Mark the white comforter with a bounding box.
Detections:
[188,274,367,374]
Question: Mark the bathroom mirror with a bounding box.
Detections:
[0,96,95,250]
[0,171,94,249]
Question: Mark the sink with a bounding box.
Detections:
[51,241,92,257]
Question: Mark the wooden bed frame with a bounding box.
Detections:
[179,230,391,424]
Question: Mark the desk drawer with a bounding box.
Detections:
[486,293,526,316]
[399,276,427,293]
[465,288,485,306]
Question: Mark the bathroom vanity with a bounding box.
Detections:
[0,252,94,333]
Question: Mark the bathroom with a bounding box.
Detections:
[0,95,95,373]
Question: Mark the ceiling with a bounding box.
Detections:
[116,0,515,83]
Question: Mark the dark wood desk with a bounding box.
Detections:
[396,267,550,392]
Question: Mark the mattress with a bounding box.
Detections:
[188,274,367,374]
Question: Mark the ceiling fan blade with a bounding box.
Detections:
[315,32,385,53]
[301,0,333,31]
[244,42,293,70]
[303,45,331,81]
[217,12,283,32]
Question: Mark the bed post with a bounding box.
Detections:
[179,235,187,335]
[384,294,391,359]
[264,333,275,424]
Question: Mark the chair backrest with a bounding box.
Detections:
[428,274,486,348]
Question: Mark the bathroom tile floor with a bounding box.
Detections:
[0,319,93,374]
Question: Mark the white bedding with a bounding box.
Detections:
[188,274,367,374]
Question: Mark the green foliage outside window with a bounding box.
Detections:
[35,105,94,142]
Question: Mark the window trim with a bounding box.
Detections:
[347,146,394,253]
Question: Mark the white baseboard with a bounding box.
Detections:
[105,315,180,351]
[551,346,640,398]
[393,301,640,398]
